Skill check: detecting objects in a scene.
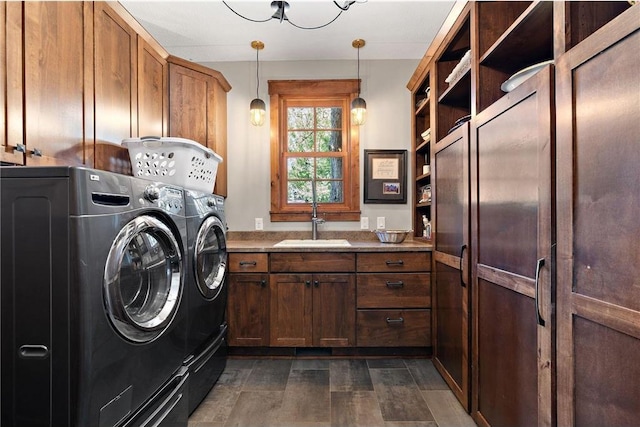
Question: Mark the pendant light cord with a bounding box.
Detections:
[223,1,271,22]
[357,45,361,95]
[256,47,260,98]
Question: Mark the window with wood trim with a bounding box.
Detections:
[269,80,361,222]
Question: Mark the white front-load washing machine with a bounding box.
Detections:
[1,166,189,426]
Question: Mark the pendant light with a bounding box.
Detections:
[351,39,367,126]
[250,40,266,126]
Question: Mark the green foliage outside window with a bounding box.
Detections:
[286,106,344,204]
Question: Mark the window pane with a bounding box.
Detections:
[317,158,343,179]
[288,107,313,129]
[317,131,342,152]
[316,107,342,129]
[316,180,344,203]
[287,157,313,180]
[288,131,314,152]
[288,180,312,203]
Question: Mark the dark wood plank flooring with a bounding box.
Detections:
[188,358,476,427]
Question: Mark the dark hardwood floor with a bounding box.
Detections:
[188,358,476,427]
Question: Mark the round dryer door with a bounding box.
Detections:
[104,215,183,343]
[194,216,227,300]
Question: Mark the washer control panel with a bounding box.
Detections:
[143,184,184,214]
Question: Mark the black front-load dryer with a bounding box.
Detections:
[0,166,188,427]
[183,189,228,413]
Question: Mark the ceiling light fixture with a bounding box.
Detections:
[351,39,367,126]
[250,40,266,127]
[222,1,366,30]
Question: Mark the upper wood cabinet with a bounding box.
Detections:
[92,1,137,173]
[168,56,231,196]
[2,1,88,165]
[0,1,229,190]
[137,37,168,139]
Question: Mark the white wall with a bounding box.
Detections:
[201,59,418,232]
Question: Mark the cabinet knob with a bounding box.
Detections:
[305,280,311,288]
[260,279,266,288]
[314,280,319,288]
[14,144,26,153]
[30,148,43,157]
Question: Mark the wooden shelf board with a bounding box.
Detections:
[416,173,431,181]
[438,70,471,107]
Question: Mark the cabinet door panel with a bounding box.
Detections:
[472,66,553,427]
[23,2,86,166]
[138,38,167,138]
[168,63,208,143]
[433,123,470,410]
[556,8,640,426]
[312,274,355,347]
[270,274,312,347]
[227,274,269,347]
[93,2,136,173]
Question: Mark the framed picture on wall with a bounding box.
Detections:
[364,149,407,204]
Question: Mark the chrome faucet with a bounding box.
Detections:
[311,180,325,240]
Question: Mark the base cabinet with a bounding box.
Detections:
[356,252,431,347]
[227,250,431,350]
[227,254,269,347]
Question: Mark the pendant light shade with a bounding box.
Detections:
[250,40,266,126]
[250,98,266,126]
[351,39,366,126]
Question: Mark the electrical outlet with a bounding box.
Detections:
[360,216,369,229]
[376,217,386,230]
[254,217,263,230]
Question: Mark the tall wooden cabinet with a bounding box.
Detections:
[555,6,640,426]
[432,122,470,411]
[472,65,554,427]
[409,2,637,426]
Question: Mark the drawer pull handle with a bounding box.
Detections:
[385,317,404,325]
[385,281,404,288]
[19,345,49,359]
[239,261,257,266]
[385,260,404,266]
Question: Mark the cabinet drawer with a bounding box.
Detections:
[357,252,431,272]
[228,253,269,273]
[357,273,430,308]
[270,252,355,273]
[356,309,431,347]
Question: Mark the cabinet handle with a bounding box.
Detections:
[239,261,257,266]
[19,345,49,359]
[260,279,266,288]
[385,281,404,288]
[535,258,545,327]
[30,148,43,157]
[385,317,404,324]
[459,244,467,287]
[14,144,26,153]
[314,280,319,288]
[385,260,404,266]
[305,280,311,288]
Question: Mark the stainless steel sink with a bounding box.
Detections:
[273,239,351,248]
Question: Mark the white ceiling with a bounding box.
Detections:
[120,0,455,63]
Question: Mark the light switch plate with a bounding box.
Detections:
[360,216,369,229]
[376,217,385,229]
[255,217,264,230]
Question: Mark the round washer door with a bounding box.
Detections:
[104,215,183,343]
[194,215,227,300]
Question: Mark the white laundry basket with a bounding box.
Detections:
[122,136,223,193]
